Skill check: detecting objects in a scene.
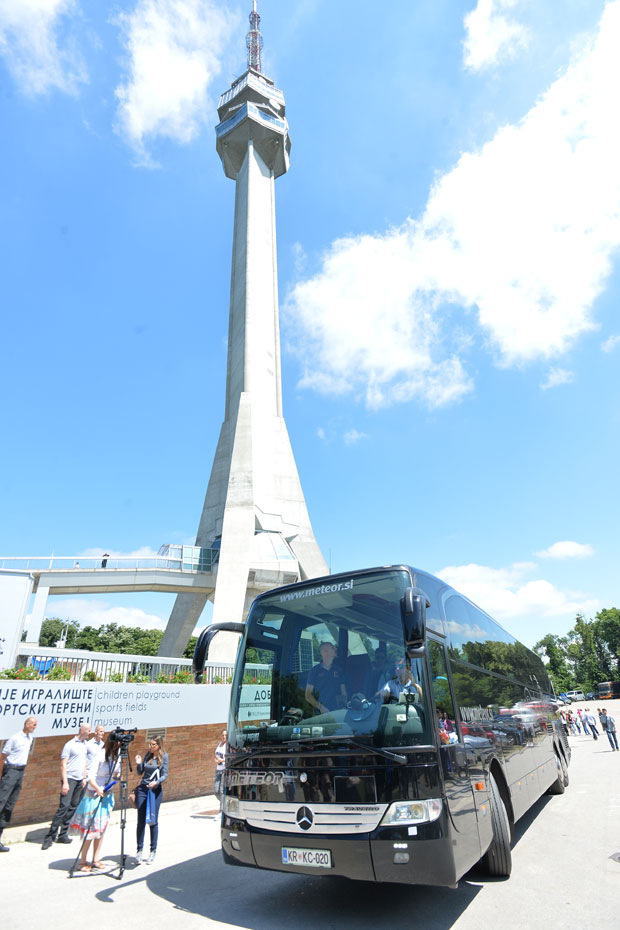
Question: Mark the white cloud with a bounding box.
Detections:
[114,0,239,161]
[316,427,326,440]
[292,242,307,275]
[463,0,530,71]
[285,2,620,409]
[436,560,599,623]
[0,0,85,96]
[601,333,620,352]
[46,598,167,630]
[285,227,475,409]
[540,367,574,390]
[343,428,368,445]
[536,540,595,559]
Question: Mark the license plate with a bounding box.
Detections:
[281,846,332,868]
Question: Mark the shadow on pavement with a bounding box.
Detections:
[42,792,561,926]
[94,849,483,930]
[46,852,143,879]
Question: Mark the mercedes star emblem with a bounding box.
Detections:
[295,806,314,830]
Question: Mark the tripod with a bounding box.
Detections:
[112,744,132,880]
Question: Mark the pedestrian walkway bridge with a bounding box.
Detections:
[0,546,218,595]
[0,546,219,647]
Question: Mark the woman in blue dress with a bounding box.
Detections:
[69,734,120,871]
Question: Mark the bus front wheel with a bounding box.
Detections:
[482,774,512,877]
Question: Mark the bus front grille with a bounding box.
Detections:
[237,800,388,834]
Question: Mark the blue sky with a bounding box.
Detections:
[1,0,619,649]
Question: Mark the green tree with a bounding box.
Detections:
[565,614,611,692]
[533,633,572,693]
[39,618,80,648]
[593,608,620,680]
[73,625,103,651]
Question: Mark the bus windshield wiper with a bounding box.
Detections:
[279,734,407,765]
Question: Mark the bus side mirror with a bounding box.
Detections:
[401,586,428,653]
[192,621,245,682]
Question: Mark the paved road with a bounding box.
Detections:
[3,707,619,930]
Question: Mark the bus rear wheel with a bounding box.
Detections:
[482,774,512,877]
[547,751,568,795]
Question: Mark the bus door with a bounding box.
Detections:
[427,638,482,873]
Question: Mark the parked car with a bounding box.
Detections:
[586,691,597,701]
[566,689,586,702]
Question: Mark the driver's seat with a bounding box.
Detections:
[345,654,372,696]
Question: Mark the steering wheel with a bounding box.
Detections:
[347,693,376,720]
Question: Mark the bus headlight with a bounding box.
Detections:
[380,799,442,826]
[222,795,244,819]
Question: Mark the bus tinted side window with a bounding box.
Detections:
[428,641,458,741]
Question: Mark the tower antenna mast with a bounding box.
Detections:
[247,1,263,72]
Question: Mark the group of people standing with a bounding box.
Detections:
[0,717,169,869]
[562,705,618,750]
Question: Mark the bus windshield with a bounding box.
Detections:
[228,569,434,751]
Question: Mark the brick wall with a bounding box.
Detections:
[5,722,227,826]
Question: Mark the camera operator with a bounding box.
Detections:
[134,736,168,865]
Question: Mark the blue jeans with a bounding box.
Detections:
[606,729,619,750]
[136,784,162,851]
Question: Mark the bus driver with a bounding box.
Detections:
[381,658,423,703]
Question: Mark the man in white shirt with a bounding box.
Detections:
[0,717,37,852]
[380,658,423,703]
[41,722,91,850]
[583,708,599,741]
[86,725,105,769]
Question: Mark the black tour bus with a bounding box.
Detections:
[194,565,569,887]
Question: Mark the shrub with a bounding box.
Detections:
[0,666,39,680]
[82,670,102,682]
[170,669,194,684]
[127,673,150,683]
[46,665,72,681]
[108,673,124,682]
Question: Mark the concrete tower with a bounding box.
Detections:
[160,4,327,661]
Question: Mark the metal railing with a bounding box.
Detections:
[0,554,219,573]
[12,645,234,684]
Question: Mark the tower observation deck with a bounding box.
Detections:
[160,4,327,661]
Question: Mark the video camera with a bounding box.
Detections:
[109,726,138,747]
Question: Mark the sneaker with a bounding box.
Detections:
[55,835,73,844]
[146,851,156,864]
[135,849,143,864]
[41,837,54,850]
[0,842,10,853]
